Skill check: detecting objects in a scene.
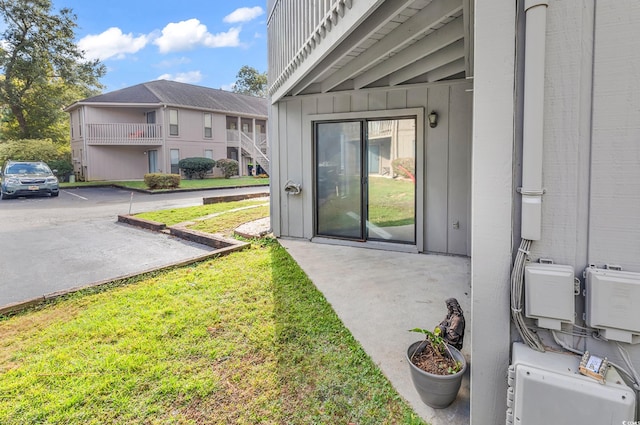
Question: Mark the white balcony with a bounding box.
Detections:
[268,0,471,101]
[85,123,163,146]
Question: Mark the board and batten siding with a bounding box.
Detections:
[270,80,472,256]
[526,0,640,272]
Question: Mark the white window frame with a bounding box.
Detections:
[204,113,212,138]
[169,109,179,136]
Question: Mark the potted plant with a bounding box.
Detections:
[406,298,467,409]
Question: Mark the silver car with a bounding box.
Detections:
[0,160,59,200]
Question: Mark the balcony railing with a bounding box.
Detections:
[226,129,270,172]
[226,130,267,146]
[268,0,353,97]
[85,123,163,145]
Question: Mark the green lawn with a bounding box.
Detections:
[60,177,269,191]
[318,175,415,234]
[136,199,268,226]
[0,206,425,425]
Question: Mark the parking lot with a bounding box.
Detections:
[0,185,269,308]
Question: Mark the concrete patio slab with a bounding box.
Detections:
[278,238,471,425]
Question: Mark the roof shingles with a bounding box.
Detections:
[74,80,267,117]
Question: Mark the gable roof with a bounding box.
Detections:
[67,80,268,118]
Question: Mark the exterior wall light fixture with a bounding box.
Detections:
[428,111,438,128]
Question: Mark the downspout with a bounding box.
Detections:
[520,0,548,240]
[162,104,167,173]
[511,0,549,352]
[82,106,89,181]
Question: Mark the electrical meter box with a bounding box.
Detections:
[507,342,636,425]
[585,267,640,344]
[524,264,575,330]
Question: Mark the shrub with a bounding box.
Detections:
[48,159,74,179]
[178,157,216,179]
[144,173,181,189]
[216,158,239,179]
[391,157,415,182]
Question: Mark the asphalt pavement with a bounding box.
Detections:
[0,185,269,309]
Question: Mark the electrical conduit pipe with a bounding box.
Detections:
[520,0,548,240]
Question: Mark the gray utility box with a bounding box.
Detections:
[585,267,640,344]
[524,263,575,330]
[507,342,636,425]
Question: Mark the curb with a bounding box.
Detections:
[2,192,269,316]
[202,192,269,204]
[0,242,249,316]
[60,183,269,195]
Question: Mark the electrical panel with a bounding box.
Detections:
[524,264,575,330]
[585,267,640,344]
[507,343,636,425]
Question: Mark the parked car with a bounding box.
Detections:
[0,160,60,200]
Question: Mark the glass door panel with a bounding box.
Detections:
[366,119,416,243]
[316,122,363,239]
[148,150,158,173]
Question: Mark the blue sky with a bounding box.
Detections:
[55,1,268,94]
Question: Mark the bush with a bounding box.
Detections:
[48,159,73,179]
[391,157,415,182]
[178,157,216,179]
[144,173,181,189]
[216,158,239,179]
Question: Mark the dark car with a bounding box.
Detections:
[0,160,60,200]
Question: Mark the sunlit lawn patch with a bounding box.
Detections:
[0,204,425,425]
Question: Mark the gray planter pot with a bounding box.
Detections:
[406,340,467,409]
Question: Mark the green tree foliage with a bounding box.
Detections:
[0,0,105,142]
[232,65,267,97]
[0,138,63,163]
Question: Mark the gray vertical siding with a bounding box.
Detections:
[271,80,473,255]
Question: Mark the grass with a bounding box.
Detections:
[0,205,426,425]
[189,205,270,234]
[135,199,268,226]
[318,175,415,234]
[60,177,269,191]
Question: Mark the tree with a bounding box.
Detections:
[0,138,61,163]
[0,0,105,141]
[232,65,267,97]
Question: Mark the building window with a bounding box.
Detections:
[70,113,74,138]
[204,113,212,138]
[170,149,180,174]
[169,109,179,136]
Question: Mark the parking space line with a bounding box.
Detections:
[62,190,88,200]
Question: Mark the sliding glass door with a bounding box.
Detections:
[316,121,363,239]
[315,118,416,244]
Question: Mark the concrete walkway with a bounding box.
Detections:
[278,238,471,425]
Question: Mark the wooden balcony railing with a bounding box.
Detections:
[85,123,163,145]
[267,0,354,97]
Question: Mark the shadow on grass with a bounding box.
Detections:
[268,240,426,425]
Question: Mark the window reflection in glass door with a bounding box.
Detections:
[316,121,363,239]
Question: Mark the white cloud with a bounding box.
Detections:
[78,27,149,61]
[223,6,265,23]
[220,83,236,91]
[153,19,240,53]
[157,71,203,84]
